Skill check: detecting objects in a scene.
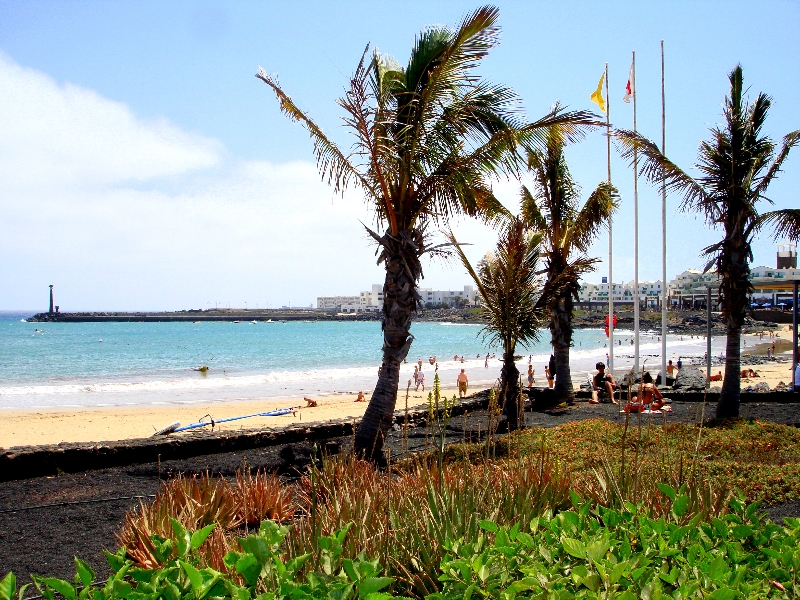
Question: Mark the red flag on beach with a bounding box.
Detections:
[623,61,634,103]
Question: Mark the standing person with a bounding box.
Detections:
[605,353,610,368]
[590,362,618,404]
[676,358,683,371]
[544,364,552,388]
[457,369,469,398]
[547,355,556,389]
[527,364,535,388]
[794,361,800,393]
[413,365,419,387]
[484,354,489,368]
[416,370,425,392]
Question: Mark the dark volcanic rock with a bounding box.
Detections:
[673,367,707,392]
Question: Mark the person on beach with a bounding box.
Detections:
[794,362,800,392]
[606,353,610,368]
[413,366,419,386]
[709,371,723,381]
[544,364,552,388]
[484,355,489,368]
[631,372,664,411]
[416,370,425,392]
[676,358,683,371]
[666,360,676,377]
[547,355,556,389]
[741,368,757,378]
[527,364,535,388]
[457,369,469,398]
[354,391,366,402]
[304,397,318,407]
[590,362,617,404]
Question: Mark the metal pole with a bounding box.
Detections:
[660,40,668,386]
[632,50,640,375]
[606,62,615,373]
[793,281,798,391]
[707,287,712,388]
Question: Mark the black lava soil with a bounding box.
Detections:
[2,398,799,588]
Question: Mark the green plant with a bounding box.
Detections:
[432,495,800,599]
[8,520,399,600]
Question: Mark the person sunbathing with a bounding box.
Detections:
[709,371,723,381]
[631,372,665,410]
[740,368,758,378]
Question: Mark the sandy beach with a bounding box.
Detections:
[0,386,456,448]
[2,324,795,449]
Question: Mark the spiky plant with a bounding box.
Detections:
[256,6,598,460]
[615,66,800,418]
[448,219,559,429]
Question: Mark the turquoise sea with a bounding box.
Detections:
[0,311,720,410]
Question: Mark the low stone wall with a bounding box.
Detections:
[0,394,491,482]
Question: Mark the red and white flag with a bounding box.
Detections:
[623,61,634,103]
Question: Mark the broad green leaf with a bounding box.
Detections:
[357,577,393,598]
[0,573,15,600]
[657,483,676,501]
[191,524,216,550]
[41,579,76,600]
[672,495,689,518]
[73,558,94,589]
[478,520,498,533]
[561,537,586,559]
[169,518,190,558]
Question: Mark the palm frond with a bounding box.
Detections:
[754,209,800,241]
[565,182,619,253]
[519,186,547,231]
[255,68,374,197]
[613,129,710,217]
[752,130,800,199]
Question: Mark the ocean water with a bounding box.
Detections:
[0,311,724,410]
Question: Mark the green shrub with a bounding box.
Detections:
[432,493,800,599]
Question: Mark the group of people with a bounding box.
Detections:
[411,358,470,397]
[589,362,666,411]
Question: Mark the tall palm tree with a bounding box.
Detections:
[256,6,598,459]
[448,220,557,430]
[615,66,800,418]
[521,126,618,404]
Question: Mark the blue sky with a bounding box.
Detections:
[1,0,798,310]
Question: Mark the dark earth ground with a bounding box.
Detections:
[2,397,800,588]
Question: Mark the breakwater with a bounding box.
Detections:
[25,309,380,323]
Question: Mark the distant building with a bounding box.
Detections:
[317,295,361,312]
[321,284,477,312]
[578,280,663,308]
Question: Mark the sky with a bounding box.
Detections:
[1,0,798,311]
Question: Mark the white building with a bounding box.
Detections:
[351,284,478,311]
[317,295,361,311]
[578,280,662,307]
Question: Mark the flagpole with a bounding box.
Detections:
[606,62,615,375]
[660,40,668,386]
[632,50,640,376]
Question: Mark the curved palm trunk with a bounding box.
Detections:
[551,293,575,404]
[354,229,422,463]
[716,231,749,419]
[499,349,522,430]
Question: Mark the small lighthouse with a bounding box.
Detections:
[49,285,54,314]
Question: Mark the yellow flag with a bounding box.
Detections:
[590,73,605,113]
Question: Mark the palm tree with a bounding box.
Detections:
[448,220,556,430]
[521,126,618,404]
[256,6,598,459]
[615,66,800,418]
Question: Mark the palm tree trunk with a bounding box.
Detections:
[716,230,749,419]
[354,229,423,463]
[499,350,521,430]
[717,323,741,418]
[551,293,575,403]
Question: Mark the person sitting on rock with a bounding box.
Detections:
[590,362,617,405]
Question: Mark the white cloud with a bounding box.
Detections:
[0,53,510,311]
[0,52,223,191]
